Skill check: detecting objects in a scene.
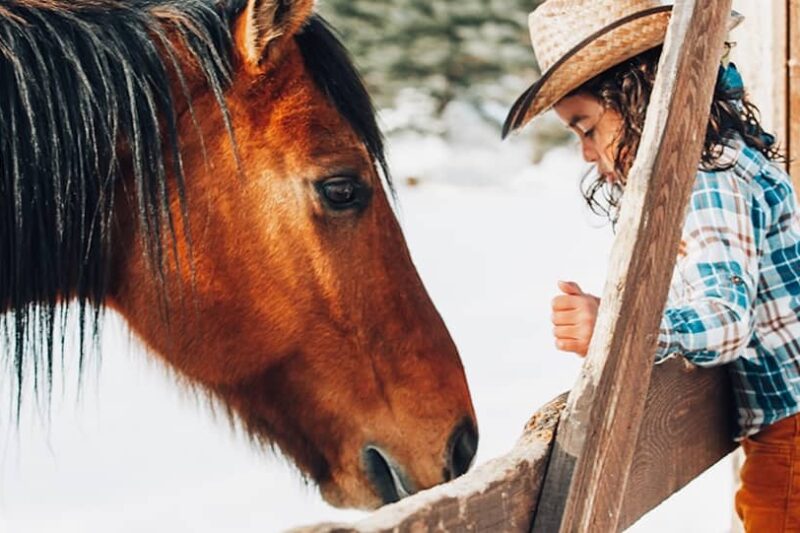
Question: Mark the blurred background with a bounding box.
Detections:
[1,1,783,532]
[319,0,572,169]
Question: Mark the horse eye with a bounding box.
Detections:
[317,177,365,211]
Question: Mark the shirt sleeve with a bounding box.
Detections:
[655,170,761,367]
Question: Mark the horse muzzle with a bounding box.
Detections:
[362,419,479,505]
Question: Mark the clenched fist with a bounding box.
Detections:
[551,281,601,357]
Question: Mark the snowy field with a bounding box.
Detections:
[1,111,736,532]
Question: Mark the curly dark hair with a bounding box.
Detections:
[573,45,783,222]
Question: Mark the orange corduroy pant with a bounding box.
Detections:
[736,412,800,532]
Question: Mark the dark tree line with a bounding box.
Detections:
[320,0,544,130]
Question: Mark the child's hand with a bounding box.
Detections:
[551,281,601,357]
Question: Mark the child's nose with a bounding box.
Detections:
[580,139,599,163]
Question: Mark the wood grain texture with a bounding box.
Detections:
[620,359,736,530]
[730,0,787,137]
[294,360,735,533]
[789,0,800,187]
[531,2,734,532]
[776,0,790,156]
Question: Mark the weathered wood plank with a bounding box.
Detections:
[620,360,736,530]
[293,359,734,533]
[729,0,787,137]
[789,0,800,186]
[530,2,733,532]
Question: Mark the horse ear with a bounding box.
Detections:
[236,0,315,70]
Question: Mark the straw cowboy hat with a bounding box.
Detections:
[502,0,744,137]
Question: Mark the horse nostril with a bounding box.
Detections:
[446,420,478,481]
[363,447,413,505]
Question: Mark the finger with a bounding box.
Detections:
[551,310,580,326]
[552,294,580,311]
[558,280,585,296]
[554,325,582,339]
[555,338,588,356]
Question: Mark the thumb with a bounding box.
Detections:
[558,280,585,296]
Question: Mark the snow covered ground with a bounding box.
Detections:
[0,113,737,532]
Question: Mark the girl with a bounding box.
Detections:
[503,1,800,531]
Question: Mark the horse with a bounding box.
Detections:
[0,0,477,509]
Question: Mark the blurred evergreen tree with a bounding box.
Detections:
[319,0,545,130]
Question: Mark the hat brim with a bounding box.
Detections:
[502,6,744,138]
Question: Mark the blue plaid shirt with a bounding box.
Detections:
[655,136,800,440]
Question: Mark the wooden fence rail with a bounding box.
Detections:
[294,360,733,533]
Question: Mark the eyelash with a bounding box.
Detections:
[584,128,595,139]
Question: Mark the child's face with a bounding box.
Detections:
[554,93,624,183]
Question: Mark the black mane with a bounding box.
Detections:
[0,0,388,413]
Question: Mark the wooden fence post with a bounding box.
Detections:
[789,0,800,184]
[530,2,734,532]
[729,0,786,138]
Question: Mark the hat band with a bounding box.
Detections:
[536,5,672,85]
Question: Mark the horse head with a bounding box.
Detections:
[103,0,477,508]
